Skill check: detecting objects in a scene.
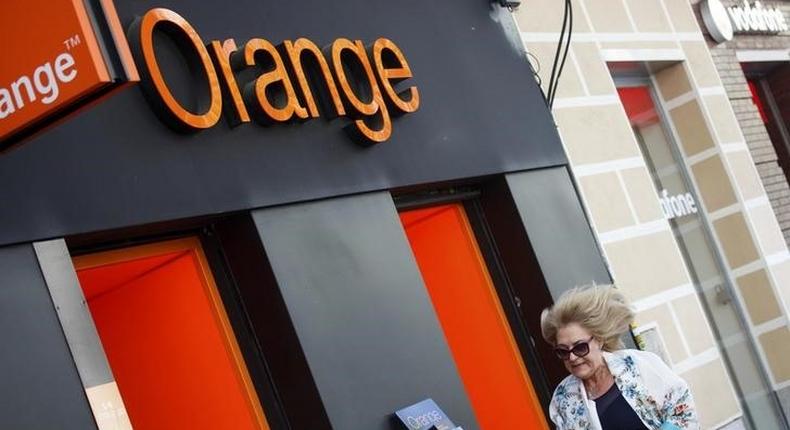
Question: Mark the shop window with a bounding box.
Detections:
[73,238,269,430]
[744,68,790,179]
[747,80,770,124]
[400,203,549,430]
[617,82,785,430]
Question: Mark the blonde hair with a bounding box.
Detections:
[540,284,634,351]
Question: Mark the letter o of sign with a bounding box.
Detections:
[134,8,222,130]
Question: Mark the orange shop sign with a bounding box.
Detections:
[128,8,419,144]
[0,0,137,145]
[1,4,418,146]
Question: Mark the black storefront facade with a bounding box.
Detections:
[0,1,611,429]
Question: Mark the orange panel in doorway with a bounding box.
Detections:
[73,238,269,430]
[400,204,549,430]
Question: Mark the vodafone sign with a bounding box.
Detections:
[0,0,137,146]
[702,0,735,43]
[702,0,789,43]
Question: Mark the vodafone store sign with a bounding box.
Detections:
[702,0,789,43]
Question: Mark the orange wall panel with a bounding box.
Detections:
[401,204,548,430]
[75,240,268,430]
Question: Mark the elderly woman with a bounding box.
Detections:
[540,285,698,430]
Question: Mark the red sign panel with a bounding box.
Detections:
[0,0,135,144]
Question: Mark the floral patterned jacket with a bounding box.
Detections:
[548,349,698,430]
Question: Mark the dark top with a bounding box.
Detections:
[594,383,649,430]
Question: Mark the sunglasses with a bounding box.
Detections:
[554,337,595,360]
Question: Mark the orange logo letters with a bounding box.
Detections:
[130,8,419,144]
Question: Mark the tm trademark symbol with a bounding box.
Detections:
[64,34,81,50]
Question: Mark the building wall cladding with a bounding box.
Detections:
[691,0,790,247]
[690,0,790,416]
[514,0,790,428]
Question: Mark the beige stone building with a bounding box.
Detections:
[514,0,790,428]
[694,0,790,248]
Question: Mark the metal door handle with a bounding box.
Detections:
[714,284,731,305]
